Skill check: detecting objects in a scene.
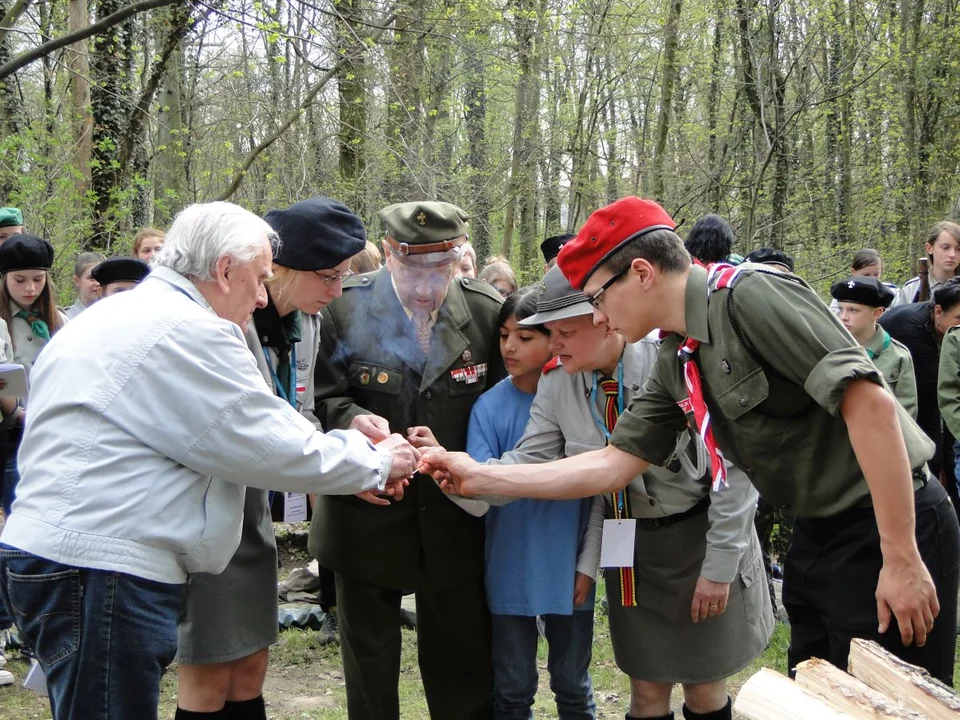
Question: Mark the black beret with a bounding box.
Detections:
[830,275,895,308]
[540,233,576,264]
[92,257,151,286]
[0,233,54,273]
[264,197,366,271]
[745,247,794,272]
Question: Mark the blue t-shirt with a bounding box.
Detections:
[467,377,591,616]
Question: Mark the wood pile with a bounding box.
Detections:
[734,639,960,719]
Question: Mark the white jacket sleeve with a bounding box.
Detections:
[104,318,388,495]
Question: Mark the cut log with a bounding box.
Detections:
[734,667,854,719]
[795,658,925,718]
[847,639,960,719]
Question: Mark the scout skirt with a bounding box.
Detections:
[177,487,279,664]
[605,505,773,683]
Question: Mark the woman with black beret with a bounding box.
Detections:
[0,234,67,517]
[174,198,369,720]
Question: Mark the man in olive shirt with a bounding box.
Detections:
[831,275,918,418]
[310,201,503,719]
[422,196,960,686]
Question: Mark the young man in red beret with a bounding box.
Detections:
[421,196,960,700]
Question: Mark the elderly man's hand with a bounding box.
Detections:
[418,450,483,495]
[407,426,440,449]
[350,413,391,443]
[377,434,420,504]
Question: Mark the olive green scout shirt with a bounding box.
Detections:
[937,326,960,441]
[611,264,934,519]
[865,325,918,420]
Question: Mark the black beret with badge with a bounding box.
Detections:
[264,197,366,271]
[830,275,895,309]
[92,257,151,287]
[744,247,794,272]
[0,233,54,273]
[540,233,576,264]
[379,201,469,268]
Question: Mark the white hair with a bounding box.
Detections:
[154,201,279,280]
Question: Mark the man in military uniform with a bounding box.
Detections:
[422,196,960,687]
[832,275,917,417]
[309,201,503,719]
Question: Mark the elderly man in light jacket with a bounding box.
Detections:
[0,202,418,720]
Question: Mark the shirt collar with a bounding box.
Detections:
[864,324,888,355]
[253,294,301,349]
[147,266,216,314]
[682,264,710,343]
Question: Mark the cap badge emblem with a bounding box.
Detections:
[416,212,427,225]
[847,280,855,288]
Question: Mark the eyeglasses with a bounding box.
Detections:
[587,266,630,309]
[314,269,355,287]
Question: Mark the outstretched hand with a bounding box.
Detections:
[418,450,483,495]
[350,413,391,443]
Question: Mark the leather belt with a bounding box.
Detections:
[635,496,711,530]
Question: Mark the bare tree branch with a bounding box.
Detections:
[0,0,34,46]
[0,0,179,81]
[215,5,398,202]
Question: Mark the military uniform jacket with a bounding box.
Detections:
[865,325,918,419]
[310,268,504,590]
[493,337,758,585]
[611,264,934,519]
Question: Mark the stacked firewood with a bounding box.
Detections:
[734,639,960,719]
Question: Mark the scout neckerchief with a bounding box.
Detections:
[15,308,49,340]
[866,326,892,360]
[263,344,297,408]
[677,262,744,492]
[589,359,637,607]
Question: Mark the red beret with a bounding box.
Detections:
[557,197,675,290]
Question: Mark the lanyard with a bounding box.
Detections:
[263,344,298,409]
[589,359,624,440]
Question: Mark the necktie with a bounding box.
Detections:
[413,312,432,355]
[676,262,741,492]
[15,309,49,340]
[601,376,637,607]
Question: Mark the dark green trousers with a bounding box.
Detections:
[335,572,493,720]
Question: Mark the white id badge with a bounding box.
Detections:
[283,492,308,523]
[600,518,636,568]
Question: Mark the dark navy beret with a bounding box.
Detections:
[0,233,54,273]
[830,275,895,308]
[264,198,366,271]
[92,257,150,286]
[745,247,794,272]
[540,233,576,264]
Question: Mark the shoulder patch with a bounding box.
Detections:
[459,276,504,302]
[343,274,374,290]
[542,356,562,374]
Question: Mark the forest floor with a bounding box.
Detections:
[0,525,954,719]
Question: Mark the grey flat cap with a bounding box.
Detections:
[520,265,594,326]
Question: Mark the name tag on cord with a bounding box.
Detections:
[600,519,636,568]
[283,492,308,523]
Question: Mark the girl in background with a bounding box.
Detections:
[0,234,67,516]
[64,251,105,318]
[132,227,165,263]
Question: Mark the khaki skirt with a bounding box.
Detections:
[176,487,279,664]
[605,507,773,683]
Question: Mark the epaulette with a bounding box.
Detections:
[542,356,562,374]
[343,273,375,290]
[459,276,504,302]
[708,263,806,294]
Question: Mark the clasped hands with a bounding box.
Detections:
[350,414,445,506]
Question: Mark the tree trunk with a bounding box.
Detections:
[651,0,682,202]
[68,0,93,191]
[335,0,367,213]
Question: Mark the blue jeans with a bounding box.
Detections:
[491,610,596,720]
[1,432,20,517]
[0,546,181,719]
